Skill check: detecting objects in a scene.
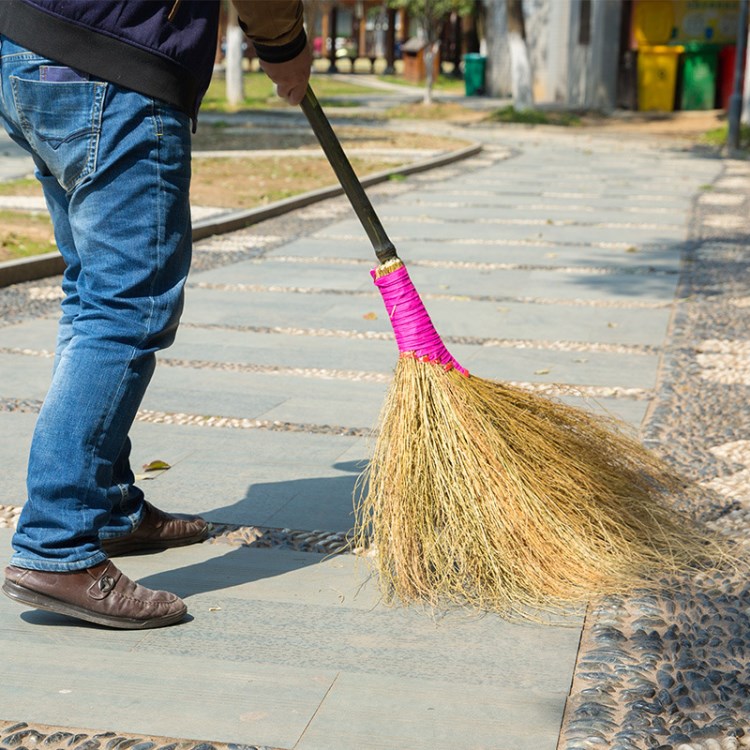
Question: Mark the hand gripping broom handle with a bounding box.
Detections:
[300,86,398,265]
[300,86,468,375]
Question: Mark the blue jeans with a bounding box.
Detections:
[0,36,192,571]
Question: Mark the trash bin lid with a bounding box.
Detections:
[639,44,684,54]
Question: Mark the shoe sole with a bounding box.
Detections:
[2,580,187,630]
[101,526,210,557]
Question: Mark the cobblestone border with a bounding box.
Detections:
[558,159,750,750]
[0,720,279,750]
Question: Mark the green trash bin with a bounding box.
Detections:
[680,42,719,110]
[463,53,486,96]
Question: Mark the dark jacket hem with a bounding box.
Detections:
[0,0,199,117]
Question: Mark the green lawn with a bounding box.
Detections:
[377,73,465,92]
[702,123,750,152]
[200,72,380,112]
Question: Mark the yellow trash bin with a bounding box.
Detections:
[637,45,684,111]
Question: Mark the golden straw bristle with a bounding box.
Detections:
[356,357,731,621]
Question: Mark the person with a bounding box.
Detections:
[0,0,312,629]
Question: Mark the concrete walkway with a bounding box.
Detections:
[1,115,748,749]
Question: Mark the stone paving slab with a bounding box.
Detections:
[181,288,674,346]
[0,526,581,749]
[313,217,688,245]
[0,342,660,406]
[373,202,691,226]
[126,422,365,531]
[408,189,698,211]
[0,412,35,505]
[267,236,685,271]
[0,412,366,530]
[192,256,681,303]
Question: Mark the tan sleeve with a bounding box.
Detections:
[231,0,305,50]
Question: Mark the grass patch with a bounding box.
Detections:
[383,101,485,123]
[701,123,750,152]
[191,155,407,209]
[200,73,378,112]
[378,73,465,92]
[488,105,582,127]
[0,210,55,261]
[0,177,43,197]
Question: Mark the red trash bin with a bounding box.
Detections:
[718,45,746,110]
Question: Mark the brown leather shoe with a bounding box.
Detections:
[101,500,209,557]
[2,561,187,629]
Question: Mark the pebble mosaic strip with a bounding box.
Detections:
[134,409,370,437]
[181,323,656,355]
[559,159,750,750]
[191,280,671,309]
[158,356,392,383]
[0,721,278,750]
[209,523,351,556]
[0,504,21,530]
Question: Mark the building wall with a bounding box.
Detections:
[538,0,622,109]
[484,0,623,109]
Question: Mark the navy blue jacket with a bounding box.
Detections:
[0,0,306,122]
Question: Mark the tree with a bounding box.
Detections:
[506,0,533,109]
[225,5,245,106]
[390,0,474,104]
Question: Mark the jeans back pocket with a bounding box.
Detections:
[11,75,107,192]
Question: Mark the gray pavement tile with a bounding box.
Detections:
[323,295,673,346]
[377,203,690,226]
[267,237,685,271]
[0,528,580,749]
[0,617,335,746]
[558,394,648,428]
[193,256,681,303]
[0,131,35,180]
[166,326,406,373]
[0,315,58,349]
[180,287,674,345]
[193,258,373,291]
[313,218,687,245]
[408,190,696,211]
[294,672,566,750]
[0,412,35,505]
[181,288,360,330]
[467,347,659,390]
[408,263,680,302]
[0,353,52,400]
[141,364,388,428]
[119,421,362,531]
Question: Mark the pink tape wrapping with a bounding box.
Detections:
[371,264,468,376]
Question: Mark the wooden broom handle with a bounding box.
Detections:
[300,85,398,265]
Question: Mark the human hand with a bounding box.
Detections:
[259,44,313,106]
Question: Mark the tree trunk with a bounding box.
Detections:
[743,16,750,125]
[225,10,245,106]
[507,0,533,109]
[484,0,511,97]
[423,41,439,104]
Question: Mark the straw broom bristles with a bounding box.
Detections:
[356,261,731,620]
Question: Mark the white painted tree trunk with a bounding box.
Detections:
[743,20,750,125]
[225,18,245,107]
[423,41,439,104]
[509,30,534,109]
[484,0,511,97]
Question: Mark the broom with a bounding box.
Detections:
[299,86,729,619]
